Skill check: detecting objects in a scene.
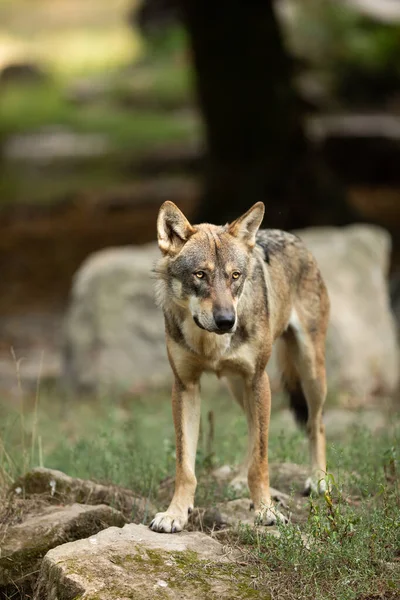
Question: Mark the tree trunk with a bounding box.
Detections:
[180,0,356,229]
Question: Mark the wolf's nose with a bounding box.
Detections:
[214,310,235,332]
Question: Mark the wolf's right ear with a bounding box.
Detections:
[157,201,195,255]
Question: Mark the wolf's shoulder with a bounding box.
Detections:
[255,229,305,264]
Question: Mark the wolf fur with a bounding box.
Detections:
[150,201,330,533]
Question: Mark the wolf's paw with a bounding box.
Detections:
[255,505,288,526]
[149,511,188,533]
[303,475,329,496]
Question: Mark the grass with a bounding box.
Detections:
[0,379,399,599]
[239,482,399,600]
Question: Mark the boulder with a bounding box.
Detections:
[63,225,399,401]
[63,243,167,392]
[0,503,125,592]
[269,462,313,495]
[34,523,262,600]
[12,467,156,522]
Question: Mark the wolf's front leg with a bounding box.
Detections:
[246,371,287,525]
[150,380,201,533]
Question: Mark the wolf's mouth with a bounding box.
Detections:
[193,315,207,331]
[193,316,231,335]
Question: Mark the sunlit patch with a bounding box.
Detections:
[0,0,140,76]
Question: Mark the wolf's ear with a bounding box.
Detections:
[228,202,265,248]
[157,201,195,255]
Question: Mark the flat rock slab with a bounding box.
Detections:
[35,523,264,600]
[12,467,156,522]
[0,503,125,590]
[269,462,310,495]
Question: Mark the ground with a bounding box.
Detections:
[1,378,399,600]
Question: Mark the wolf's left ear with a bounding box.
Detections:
[157,201,195,255]
[228,202,265,248]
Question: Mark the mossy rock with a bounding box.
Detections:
[34,523,267,599]
[12,467,156,522]
[0,503,125,597]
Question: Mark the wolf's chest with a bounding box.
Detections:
[180,318,256,377]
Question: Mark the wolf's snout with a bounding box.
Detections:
[214,309,235,332]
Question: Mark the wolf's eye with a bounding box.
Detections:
[232,271,241,280]
[194,271,205,279]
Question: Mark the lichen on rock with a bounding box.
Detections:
[34,523,266,599]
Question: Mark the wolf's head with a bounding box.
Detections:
[156,201,264,335]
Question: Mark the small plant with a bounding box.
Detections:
[307,473,358,543]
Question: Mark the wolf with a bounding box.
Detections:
[150,201,330,533]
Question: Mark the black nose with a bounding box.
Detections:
[214,310,235,332]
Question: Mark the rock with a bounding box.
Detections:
[198,499,256,530]
[212,464,234,482]
[34,523,261,600]
[63,243,168,393]
[197,495,290,531]
[0,503,125,593]
[63,225,399,401]
[269,462,310,495]
[12,468,156,522]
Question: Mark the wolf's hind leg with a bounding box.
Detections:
[280,307,328,495]
[299,346,327,495]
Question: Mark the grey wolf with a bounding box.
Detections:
[150,201,330,533]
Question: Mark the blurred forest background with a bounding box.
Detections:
[0,0,400,386]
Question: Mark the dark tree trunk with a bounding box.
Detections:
[180,0,356,229]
